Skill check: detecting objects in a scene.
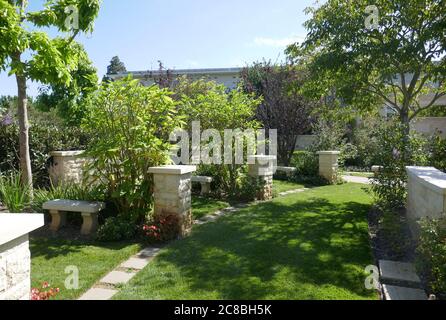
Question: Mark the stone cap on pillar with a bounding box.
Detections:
[316,151,341,155]
[0,214,44,246]
[148,165,197,175]
[50,150,85,157]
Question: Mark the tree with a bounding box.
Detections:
[102,56,126,83]
[241,61,316,165]
[0,0,101,194]
[286,0,446,138]
[35,43,98,126]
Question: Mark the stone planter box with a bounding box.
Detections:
[406,166,446,235]
[0,214,44,300]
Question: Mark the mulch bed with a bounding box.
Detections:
[367,207,416,263]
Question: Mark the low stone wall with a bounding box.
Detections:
[0,214,44,300]
[48,151,87,186]
[406,166,446,234]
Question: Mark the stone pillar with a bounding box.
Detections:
[48,151,87,187]
[148,165,197,238]
[0,214,44,300]
[248,155,276,200]
[317,151,341,184]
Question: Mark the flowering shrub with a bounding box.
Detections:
[31,282,60,300]
[142,214,180,243]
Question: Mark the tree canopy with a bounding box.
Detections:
[0,0,101,191]
[286,0,446,126]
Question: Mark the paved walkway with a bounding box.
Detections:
[342,175,372,184]
[79,187,309,300]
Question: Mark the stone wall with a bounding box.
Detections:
[406,166,446,234]
[0,235,31,300]
[0,214,44,300]
[48,151,87,186]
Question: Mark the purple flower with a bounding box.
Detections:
[0,113,13,126]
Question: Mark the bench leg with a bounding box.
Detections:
[81,212,98,235]
[200,182,211,195]
[49,210,66,231]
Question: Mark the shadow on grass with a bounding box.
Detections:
[145,196,374,299]
[30,237,141,260]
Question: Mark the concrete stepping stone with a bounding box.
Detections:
[382,284,427,300]
[78,288,118,300]
[100,270,136,285]
[379,260,421,287]
[120,256,152,270]
[137,247,162,258]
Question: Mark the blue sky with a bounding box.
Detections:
[0,0,318,96]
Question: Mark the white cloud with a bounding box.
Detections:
[251,35,305,48]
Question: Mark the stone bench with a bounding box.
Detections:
[43,200,105,235]
[191,176,213,195]
[372,165,383,176]
[276,166,297,177]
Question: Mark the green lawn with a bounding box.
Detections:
[273,179,305,193]
[114,183,377,300]
[31,239,142,300]
[192,197,230,219]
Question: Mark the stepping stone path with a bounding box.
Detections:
[378,260,427,300]
[78,246,163,300]
[80,187,309,300]
[342,175,371,184]
[382,284,428,301]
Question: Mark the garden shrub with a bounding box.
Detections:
[370,121,429,211]
[428,135,446,172]
[416,218,446,296]
[0,171,30,212]
[96,216,137,242]
[0,108,88,188]
[290,151,319,177]
[176,78,262,199]
[286,151,329,185]
[82,77,181,222]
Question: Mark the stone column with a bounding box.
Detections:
[317,151,341,184]
[248,155,276,200]
[148,165,197,238]
[0,214,44,300]
[48,151,87,186]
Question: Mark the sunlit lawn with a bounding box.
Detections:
[114,183,377,300]
[31,239,142,300]
[273,179,305,193]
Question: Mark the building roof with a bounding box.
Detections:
[110,67,243,80]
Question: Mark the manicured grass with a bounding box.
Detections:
[192,197,230,219]
[273,179,305,193]
[114,183,377,300]
[31,239,142,300]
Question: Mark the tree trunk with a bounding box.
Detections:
[399,106,411,163]
[15,72,34,199]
